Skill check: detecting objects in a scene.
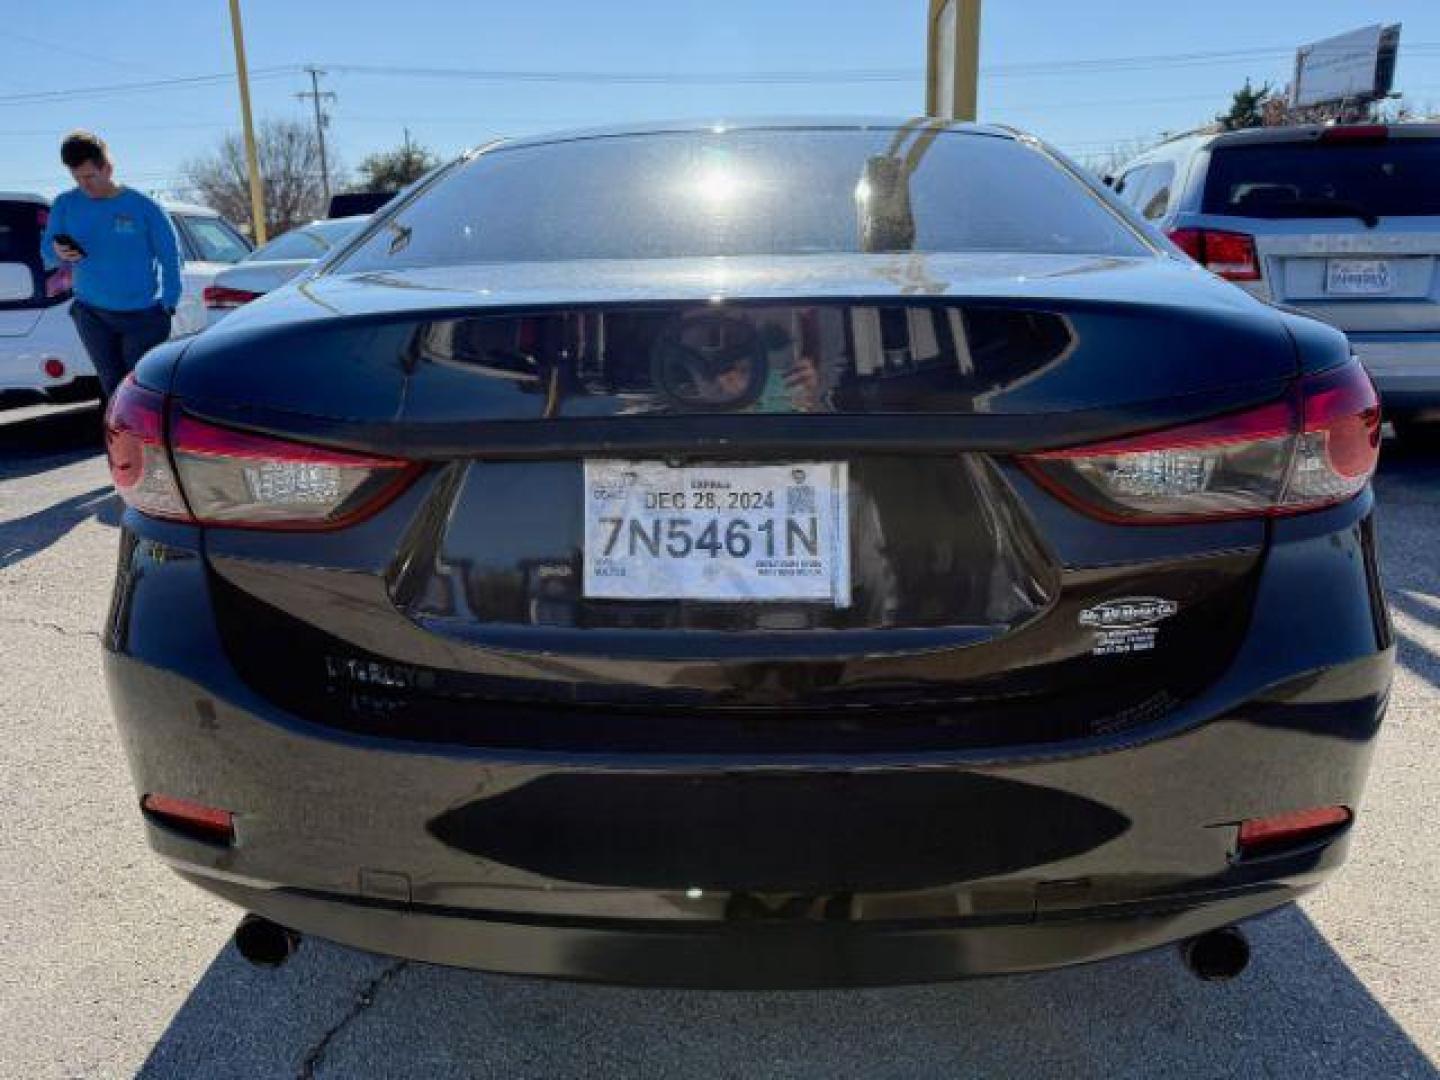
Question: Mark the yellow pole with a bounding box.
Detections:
[953,0,981,122]
[926,0,982,122]
[227,0,268,244]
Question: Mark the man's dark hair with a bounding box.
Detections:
[60,130,108,169]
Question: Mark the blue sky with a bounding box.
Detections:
[4,1,1439,199]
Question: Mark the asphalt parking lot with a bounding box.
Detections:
[1,401,1436,1080]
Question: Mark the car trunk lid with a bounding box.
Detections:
[183,255,1290,737]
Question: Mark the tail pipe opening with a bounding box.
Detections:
[233,914,301,968]
[1179,925,1250,982]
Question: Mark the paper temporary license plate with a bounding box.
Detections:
[1326,259,1394,295]
[583,461,850,606]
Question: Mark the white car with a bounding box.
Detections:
[204,215,368,326]
[0,192,251,405]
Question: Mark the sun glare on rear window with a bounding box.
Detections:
[335,128,1147,271]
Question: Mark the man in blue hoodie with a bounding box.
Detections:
[41,130,182,402]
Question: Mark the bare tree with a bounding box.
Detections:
[181,118,342,238]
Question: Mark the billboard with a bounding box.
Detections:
[1293,24,1401,108]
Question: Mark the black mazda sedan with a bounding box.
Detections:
[103,119,1391,987]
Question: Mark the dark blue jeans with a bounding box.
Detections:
[70,300,172,402]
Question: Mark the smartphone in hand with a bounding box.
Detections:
[54,233,86,257]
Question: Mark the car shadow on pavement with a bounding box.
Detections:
[137,904,1435,1080]
[0,401,103,482]
[0,485,117,571]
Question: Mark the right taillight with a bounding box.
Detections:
[203,284,262,309]
[1167,227,1261,282]
[1020,362,1381,524]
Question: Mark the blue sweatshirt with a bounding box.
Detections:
[41,187,182,311]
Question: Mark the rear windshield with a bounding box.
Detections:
[246,227,331,262]
[335,128,1147,271]
[177,215,251,264]
[0,201,45,309]
[1203,138,1440,219]
[0,201,43,265]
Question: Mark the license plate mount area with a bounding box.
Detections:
[582,460,851,608]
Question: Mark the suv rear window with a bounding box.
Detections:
[336,128,1147,271]
[1203,138,1440,219]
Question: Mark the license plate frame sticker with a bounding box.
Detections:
[1326,259,1394,296]
[583,461,851,607]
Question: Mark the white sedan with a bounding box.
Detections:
[203,216,368,325]
[0,192,251,406]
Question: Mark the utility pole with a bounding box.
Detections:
[227,0,268,244]
[298,66,336,205]
[925,0,982,121]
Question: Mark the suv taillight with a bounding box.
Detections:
[1167,228,1261,282]
[103,375,419,530]
[1019,362,1380,524]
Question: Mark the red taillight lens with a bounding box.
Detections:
[1238,805,1351,855]
[44,266,72,298]
[1167,228,1261,282]
[170,412,418,529]
[1319,125,1388,144]
[1020,362,1380,524]
[103,376,192,520]
[141,794,235,844]
[203,285,262,309]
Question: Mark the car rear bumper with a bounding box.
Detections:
[0,302,97,401]
[103,499,1393,987]
[178,869,1324,988]
[1350,334,1440,418]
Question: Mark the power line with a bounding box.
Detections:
[325,63,921,85]
[4,42,1440,109]
[0,66,298,106]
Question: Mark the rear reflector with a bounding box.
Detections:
[1020,362,1380,523]
[103,376,192,521]
[43,357,65,379]
[169,412,419,529]
[1238,805,1351,855]
[141,794,235,844]
[1167,228,1261,281]
[203,284,263,309]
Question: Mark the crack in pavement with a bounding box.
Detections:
[0,614,101,640]
[297,960,409,1080]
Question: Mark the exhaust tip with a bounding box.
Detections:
[1180,925,1250,982]
[234,914,300,968]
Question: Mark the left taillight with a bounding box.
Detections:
[1019,362,1381,524]
[104,374,419,530]
[44,266,72,298]
[170,413,418,530]
[104,376,192,520]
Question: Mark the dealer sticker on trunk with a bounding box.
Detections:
[1080,597,1179,656]
[582,461,851,607]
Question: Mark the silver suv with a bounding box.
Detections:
[1113,124,1440,443]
